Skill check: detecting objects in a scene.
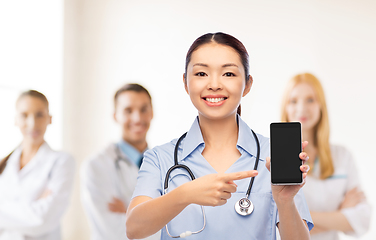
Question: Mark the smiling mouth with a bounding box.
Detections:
[204,97,227,103]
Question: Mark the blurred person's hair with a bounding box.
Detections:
[0,90,49,174]
[0,151,13,175]
[114,83,152,109]
[17,90,49,112]
[280,73,334,179]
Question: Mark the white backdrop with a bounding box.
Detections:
[0,1,63,156]
[1,0,375,239]
[64,1,375,239]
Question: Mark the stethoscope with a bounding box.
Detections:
[163,130,260,238]
[114,144,143,169]
[115,144,128,170]
[114,145,137,202]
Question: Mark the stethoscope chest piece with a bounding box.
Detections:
[235,197,254,216]
[166,129,260,237]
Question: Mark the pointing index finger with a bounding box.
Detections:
[222,170,258,182]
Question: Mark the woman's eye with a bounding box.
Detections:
[141,106,149,113]
[195,72,207,77]
[224,72,235,77]
[289,99,297,104]
[307,98,314,103]
[36,112,45,118]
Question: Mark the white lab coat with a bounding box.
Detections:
[81,143,160,240]
[303,145,371,240]
[0,142,75,240]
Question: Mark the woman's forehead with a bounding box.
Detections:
[17,96,48,111]
[189,43,242,67]
[291,83,317,97]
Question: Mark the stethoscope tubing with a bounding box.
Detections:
[163,129,260,238]
[246,130,260,197]
[165,131,260,196]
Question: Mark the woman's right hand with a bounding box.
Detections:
[38,189,52,199]
[181,170,258,206]
[339,187,365,209]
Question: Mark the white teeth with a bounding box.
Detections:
[206,98,225,103]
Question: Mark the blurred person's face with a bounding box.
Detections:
[114,91,153,146]
[15,96,51,145]
[286,83,321,131]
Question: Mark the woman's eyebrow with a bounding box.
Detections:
[192,63,238,68]
[222,63,238,68]
[192,63,209,67]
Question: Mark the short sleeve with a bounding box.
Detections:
[341,202,372,237]
[339,147,372,237]
[131,149,163,199]
[342,148,360,191]
[276,189,314,231]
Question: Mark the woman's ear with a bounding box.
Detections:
[113,111,118,123]
[242,75,253,97]
[183,73,189,94]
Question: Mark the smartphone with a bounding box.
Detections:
[270,122,303,185]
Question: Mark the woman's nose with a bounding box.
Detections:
[296,101,307,114]
[207,75,222,91]
[26,115,36,128]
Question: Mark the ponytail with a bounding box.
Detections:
[0,151,13,174]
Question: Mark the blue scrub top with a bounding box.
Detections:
[132,116,313,240]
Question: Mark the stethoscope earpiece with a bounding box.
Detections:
[180,231,192,238]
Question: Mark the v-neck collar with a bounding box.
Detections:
[180,115,264,162]
[11,142,50,178]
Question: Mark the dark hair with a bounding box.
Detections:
[114,83,152,108]
[16,90,49,112]
[0,151,13,175]
[184,32,250,115]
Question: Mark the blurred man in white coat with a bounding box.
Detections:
[81,83,159,240]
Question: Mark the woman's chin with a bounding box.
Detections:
[24,136,44,145]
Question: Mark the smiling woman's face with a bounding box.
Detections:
[185,43,250,120]
[15,96,51,145]
[286,82,321,131]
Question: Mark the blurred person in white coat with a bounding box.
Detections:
[0,90,75,240]
[81,83,160,240]
[280,73,371,240]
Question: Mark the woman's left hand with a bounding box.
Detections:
[108,197,127,213]
[265,141,310,204]
[38,189,52,199]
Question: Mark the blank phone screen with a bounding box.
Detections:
[270,122,302,184]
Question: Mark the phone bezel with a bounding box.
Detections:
[270,122,303,185]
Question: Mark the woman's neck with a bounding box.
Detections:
[20,140,44,169]
[199,114,238,149]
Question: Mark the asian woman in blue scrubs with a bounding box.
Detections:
[125,32,313,240]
